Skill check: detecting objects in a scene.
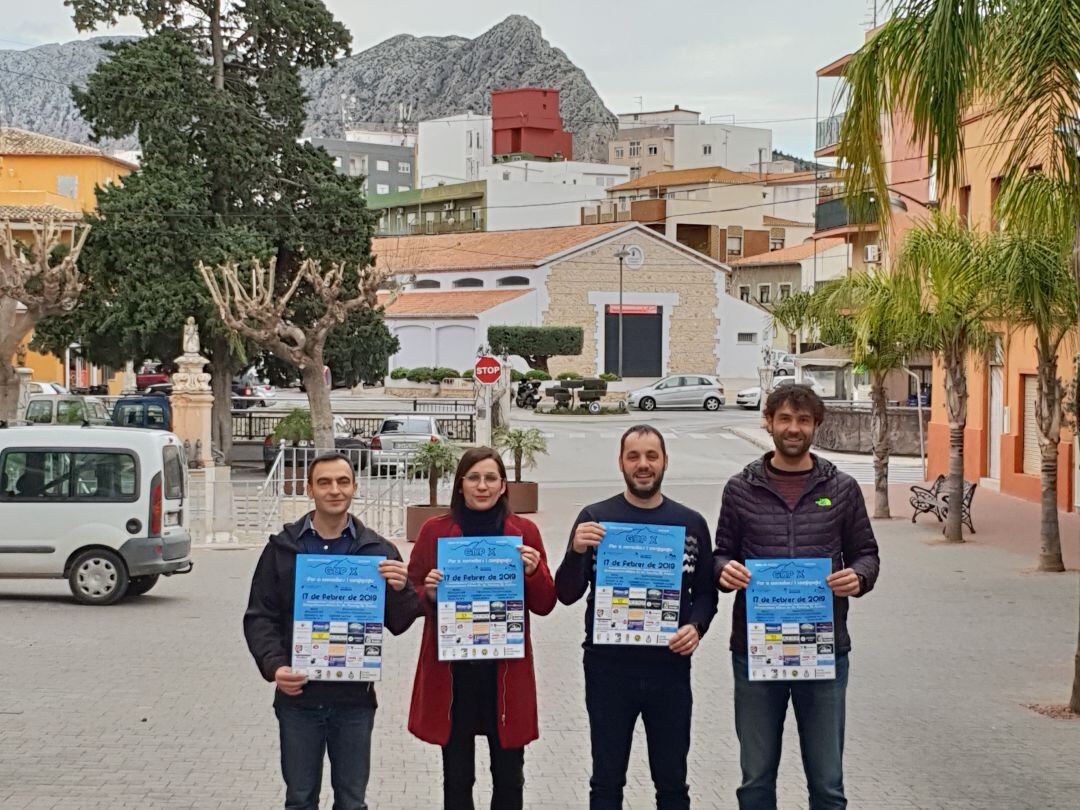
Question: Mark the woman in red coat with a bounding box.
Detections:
[408,446,556,810]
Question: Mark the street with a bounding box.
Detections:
[1,417,1077,809]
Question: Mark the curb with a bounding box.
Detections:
[725,426,772,452]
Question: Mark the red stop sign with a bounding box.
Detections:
[474,355,502,385]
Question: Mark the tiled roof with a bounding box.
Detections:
[0,204,84,222]
[763,215,813,227]
[609,166,760,191]
[372,223,627,273]
[730,237,847,267]
[0,127,135,167]
[378,289,531,317]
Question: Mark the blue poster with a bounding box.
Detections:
[292,554,386,683]
[437,536,525,661]
[745,557,835,681]
[593,522,684,647]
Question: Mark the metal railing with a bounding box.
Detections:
[815,193,878,232]
[816,112,845,151]
[186,446,450,543]
[231,411,476,442]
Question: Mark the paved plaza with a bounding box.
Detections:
[1,414,1078,809]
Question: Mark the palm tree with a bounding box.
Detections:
[838,1,1080,712]
[894,216,999,542]
[992,175,1079,572]
[813,271,925,519]
[770,290,815,355]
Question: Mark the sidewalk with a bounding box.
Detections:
[726,424,927,471]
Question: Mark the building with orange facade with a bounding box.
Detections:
[0,127,136,393]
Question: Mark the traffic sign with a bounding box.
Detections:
[474,355,502,385]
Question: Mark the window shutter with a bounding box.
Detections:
[1022,375,1040,476]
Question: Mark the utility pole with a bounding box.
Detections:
[613,245,631,378]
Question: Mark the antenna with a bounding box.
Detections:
[634,96,643,113]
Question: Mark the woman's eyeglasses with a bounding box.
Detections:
[463,473,503,485]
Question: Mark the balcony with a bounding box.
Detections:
[580,203,632,225]
[815,112,845,157]
[376,217,485,237]
[814,193,879,236]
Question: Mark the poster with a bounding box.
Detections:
[593,522,684,647]
[745,557,835,681]
[292,554,386,682]
[437,536,525,662]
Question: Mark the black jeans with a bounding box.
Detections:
[275,703,375,810]
[442,663,524,810]
[584,657,693,810]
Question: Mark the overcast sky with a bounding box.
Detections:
[0,0,882,156]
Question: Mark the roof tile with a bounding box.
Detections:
[378,288,531,317]
[730,237,847,267]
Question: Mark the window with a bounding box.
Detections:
[959,185,972,227]
[497,276,529,287]
[778,283,792,301]
[162,446,184,500]
[24,400,53,423]
[414,279,441,289]
[406,212,417,226]
[398,161,411,173]
[72,452,137,499]
[376,184,390,194]
[758,284,771,304]
[727,235,743,255]
[1,451,70,499]
[376,159,390,172]
[647,144,658,156]
[629,141,641,157]
[380,417,434,435]
[397,185,411,192]
[737,332,757,344]
[332,156,342,169]
[769,237,785,251]
[452,278,483,288]
[614,146,625,158]
[146,403,167,429]
[738,285,751,302]
[703,144,712,156]
[471,206,482,229]
[348,156,363,176]
[56,399,86,424]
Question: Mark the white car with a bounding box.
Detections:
[26,381,70,396]
[628,375,726,412]
[736,376,796,409]
[0,425,193,604]
[772,351,796,377]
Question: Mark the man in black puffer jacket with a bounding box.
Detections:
[715,385,879,810]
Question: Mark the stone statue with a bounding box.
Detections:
[182,317,201,356]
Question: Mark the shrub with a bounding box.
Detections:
[599,372,621,382]
[510,369,525,382]
[389,367,410,380]
[524,370,551,381]
[487,325,584,372]
[434,367,460,380]
[271,409,313,444]
[406,366,435,383]
[461,369,474,379]
[557,371,583,380]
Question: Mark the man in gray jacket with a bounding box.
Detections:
[715,385,880,810]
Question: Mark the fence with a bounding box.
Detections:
[231,405,476,443]
[186,446,450,544]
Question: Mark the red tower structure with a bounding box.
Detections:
[491,88,573,161]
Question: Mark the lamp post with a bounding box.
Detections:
[613,245,631,379]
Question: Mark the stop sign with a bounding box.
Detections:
[474,355,502,385]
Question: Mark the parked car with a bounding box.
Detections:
[112,396,172,431]
[26,381,70,396]
[136,362,174,391]
[261,415,368,473]
[23,395,110,426]
[736,376,811,409]
[627,375,726,411]
[0,424,193,604]
[369,415,444,472]
[772,351,796,377]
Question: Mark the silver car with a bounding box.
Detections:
[369,414,445,471]
[627,375,726,412]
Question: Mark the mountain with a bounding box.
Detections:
[0,16,616,161]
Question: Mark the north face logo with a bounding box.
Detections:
[815,497,832,508]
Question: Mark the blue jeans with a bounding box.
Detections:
[731,651,849,810]
[584,658,692,810]
[275,703,376,810]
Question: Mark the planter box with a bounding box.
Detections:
[507,481,538,514]
[407,504,452,541]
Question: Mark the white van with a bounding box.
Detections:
[0,425,193,605]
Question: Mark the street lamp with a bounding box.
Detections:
[613,245,632,379]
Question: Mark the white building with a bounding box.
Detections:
[618,106,701,129]
[344,128,417,148]
[672,124,774,172]
[417,113,493,188]
[373,222,769,378]
[482,159,629,189]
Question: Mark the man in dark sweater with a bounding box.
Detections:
[556,425,718,810]
[244,453,419,810]
[714,386,880,810]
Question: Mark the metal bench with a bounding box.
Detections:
[909,474,976,534]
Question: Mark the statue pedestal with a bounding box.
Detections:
[15,367,32,419]
[171,352,213,467]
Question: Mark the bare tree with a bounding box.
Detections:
[199,257,393,450]
[0,220,90,422]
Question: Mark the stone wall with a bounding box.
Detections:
[543,232,720,376]
[815,403,930,456]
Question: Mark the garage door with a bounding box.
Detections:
[605,305,662,377]
[393,325,432,369]
[435,325,477,372]
[1022,374,1040,476]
